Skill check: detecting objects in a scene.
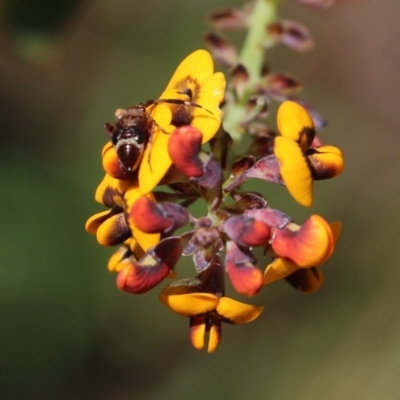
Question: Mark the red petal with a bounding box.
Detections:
[130,196,172,233]
[168,126,204,178]
[225,241,263,296]
[223,215,270,247]
[116,255,170,294]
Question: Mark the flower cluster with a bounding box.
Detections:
[86,1,344,353]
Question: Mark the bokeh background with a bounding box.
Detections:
[1,0,399,399]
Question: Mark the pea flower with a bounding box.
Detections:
[273,101,344,206]
[86,0,343,352]
[159,261,264,353]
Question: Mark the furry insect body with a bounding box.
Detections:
[104,103,153,173]
[104,96,213,173]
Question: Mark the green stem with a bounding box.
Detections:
[223,0,281,142]
[239,0,281,82]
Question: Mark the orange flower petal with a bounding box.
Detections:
[85,210,112,234]
[272,215,334,268]
[263,257,298,285]
[108,244,132,272]
[226,258,263,296]
[102,144,132,180]
[216,297,263,324]
[225,241,263,296]
[207,317,221,353]
[159,291,219,317]
[189,315,206,350]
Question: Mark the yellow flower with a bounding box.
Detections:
[274,101,344,207]
[160,280,263,353]
[138,49,226,194]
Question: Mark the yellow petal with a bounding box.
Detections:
[216,297,263,324]
[189,315,206,350]
[108,244,131,272]
[96,213,130,246]
[274,136,313,207]
[94,174,130,207]
[159,292,219,317]
[207,318,221,353]
[85,210,111,234]
[191,72,225,143]
[102,142,113,157]
[263,257,298,285]
[164,49,215,91]
[314,216,336,266]
[138,105,174,194]
[277,101,314,148]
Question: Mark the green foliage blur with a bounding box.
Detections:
[1,0,400,399]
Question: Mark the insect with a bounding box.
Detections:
[103,92,213,174]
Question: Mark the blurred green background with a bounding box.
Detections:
[1,0,400,399]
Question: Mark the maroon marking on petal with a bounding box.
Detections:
[244,154,284,184]
[204,32,238,68]
[246,134,275,158]
[152,236,187,269]
[293,0,333,10]
[233,193,267,211]
[207,7,248,30]
[193,249,212,273]
[231,155,255,176]
[285,266,323,293]
[168,126,203,178]
[193,154,223,190]
[209,130,232,171]
[231,63,249,96]
[261,73,302,97]
[159,203,189,233]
